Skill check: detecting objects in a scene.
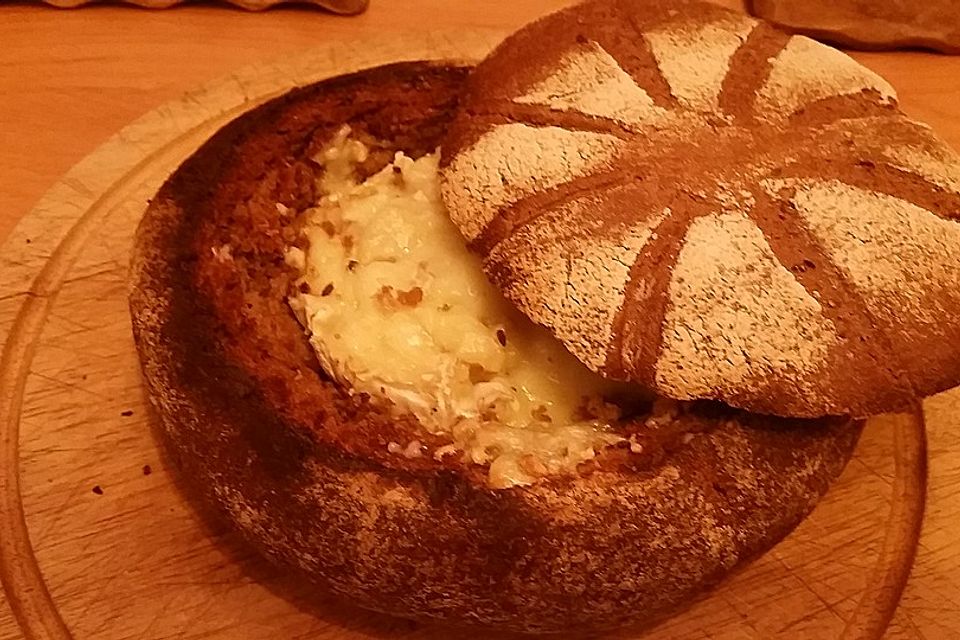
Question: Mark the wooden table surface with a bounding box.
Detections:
[0,0,578,247]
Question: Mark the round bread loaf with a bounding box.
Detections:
[440,0,960,419]
[130,61,862,632]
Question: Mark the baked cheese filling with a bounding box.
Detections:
[288,129,633,488]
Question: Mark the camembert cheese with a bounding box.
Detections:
[289,129,633,488]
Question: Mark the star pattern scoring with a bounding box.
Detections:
[441,0,960,417]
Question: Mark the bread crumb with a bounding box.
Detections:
[433,444,459,460]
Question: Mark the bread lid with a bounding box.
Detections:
[439,0,960,418]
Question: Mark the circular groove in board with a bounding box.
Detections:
[0,30,938,640]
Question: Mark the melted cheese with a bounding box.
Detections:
[288,130,630,488]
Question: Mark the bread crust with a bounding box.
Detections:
[440,0,960,419]
[129,60,863,633]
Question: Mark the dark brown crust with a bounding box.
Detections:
[718,22,791,122]
[606,211,701,386]
[129,61,863,633]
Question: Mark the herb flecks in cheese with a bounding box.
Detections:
[289,131,631,488]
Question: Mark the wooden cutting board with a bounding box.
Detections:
[2,29,960,640]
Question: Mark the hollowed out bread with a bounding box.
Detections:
[440,0,960,419]
[130,61,862,633]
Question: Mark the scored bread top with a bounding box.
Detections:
[440,0,960,418]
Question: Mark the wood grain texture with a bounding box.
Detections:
[0,0,580,248]
[0,18,957,640]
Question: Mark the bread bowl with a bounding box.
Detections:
[129,0,959,633]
